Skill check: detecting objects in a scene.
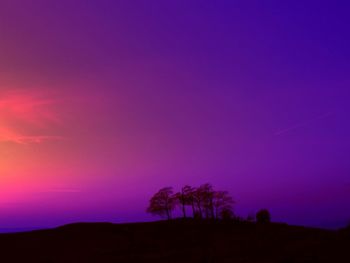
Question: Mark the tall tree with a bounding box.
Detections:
[183,185,196,218]
[198,183,215,219]
[192,187,203,219]
[175,185,195,218]
[146,187,176,220]
[175,189,186,219]
[213,191,234,219]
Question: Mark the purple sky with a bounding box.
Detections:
[0,1,349,230]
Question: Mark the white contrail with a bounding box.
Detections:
[274,112,333,136]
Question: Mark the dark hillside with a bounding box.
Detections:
[0,220,348,263]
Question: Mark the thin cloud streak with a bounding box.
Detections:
[0,133,64,144]
[275,112,334,136]
[0,89,63,144]
[40,188,82,193]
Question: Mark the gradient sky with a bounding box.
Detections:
[0,0,349,230]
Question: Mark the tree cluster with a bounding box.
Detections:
[146,184,234,220]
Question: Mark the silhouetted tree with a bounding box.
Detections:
[193,211,202,219]
[183,185,196,217]
[232,215,245,223]
[147,187,176,220]
[213,191,234,219]
[193,187,204,219]
[220,207,234,220]
[147,184,237,221]
[175,185,196,218]
[256,209,271,224]
[174,192,186,218]
[198,183,215,219]
[246,213,255,222]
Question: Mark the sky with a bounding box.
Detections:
[0,0,349,230]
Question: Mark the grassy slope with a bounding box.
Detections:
[0,220,348,263]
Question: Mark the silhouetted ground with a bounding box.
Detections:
[0,220,349,262]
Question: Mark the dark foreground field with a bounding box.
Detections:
[0,220,349,263]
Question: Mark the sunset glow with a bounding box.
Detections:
[0,0,349,230]
[0,90,61,144]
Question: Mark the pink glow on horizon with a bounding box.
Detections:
[0,90,62,144]
[0,1,349,230]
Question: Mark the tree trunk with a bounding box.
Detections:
[209,199,215,219]
[197,202,202,219]
[205,207,209,219]
[191,202,196,218]
[166,208,171,220]
[182,203,186,218]
[165,199,171,220]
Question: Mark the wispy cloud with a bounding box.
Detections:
[40,188,82,193]
[0,89,63,144]
[275,112,334,136]
[0,130,63,144]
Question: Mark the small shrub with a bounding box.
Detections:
[220,208,234,220]
[256,209,271,224]
[246,213,255,222]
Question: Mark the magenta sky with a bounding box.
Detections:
[0,1,349,230]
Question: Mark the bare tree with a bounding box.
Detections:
[146,187,176,220]
[198,183,215,219]
[175,189,186,218]
[146,184,236,221]
[175,185,196,218]
[192,187,204,219]
[182,185,196,218]
[213,190,234,219]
